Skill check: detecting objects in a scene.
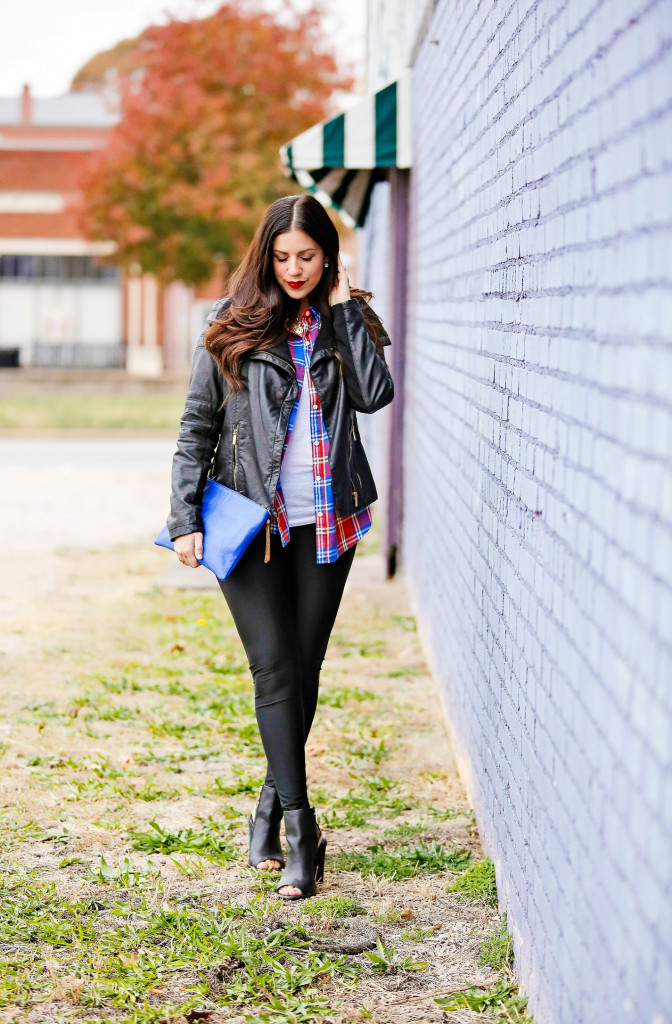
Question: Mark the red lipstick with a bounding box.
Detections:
[287,281,305,290]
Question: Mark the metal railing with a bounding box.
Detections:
[30,342,125,368]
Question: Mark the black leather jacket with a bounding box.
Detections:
[167,296,394,542]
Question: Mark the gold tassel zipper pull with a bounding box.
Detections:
[264,519,271,563]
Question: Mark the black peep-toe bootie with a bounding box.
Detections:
[248,784,285,870]
[276,806,326,900]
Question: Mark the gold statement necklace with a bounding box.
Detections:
[288,306,312,339]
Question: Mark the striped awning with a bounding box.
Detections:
[280,71,411,228]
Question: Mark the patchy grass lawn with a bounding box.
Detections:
[0,396,184,433]
[0,541,530,1024]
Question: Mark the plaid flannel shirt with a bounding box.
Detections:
[271,306,373,564]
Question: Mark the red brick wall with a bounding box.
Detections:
[0,211,82,238]
[0,149,88,191]
[0,126,109,147]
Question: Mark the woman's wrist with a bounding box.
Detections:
[328,254,351,305]
[329,286,351,306]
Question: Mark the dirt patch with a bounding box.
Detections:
[0,533,517,1023]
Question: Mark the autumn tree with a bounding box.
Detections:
[70,35,143,92]
[79,1,351,284]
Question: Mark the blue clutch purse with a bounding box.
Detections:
[154,477,270,580]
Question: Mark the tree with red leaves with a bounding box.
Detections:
[79,2,351,285]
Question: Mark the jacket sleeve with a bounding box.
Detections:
[166,301,229,541]
[331,297,394,414]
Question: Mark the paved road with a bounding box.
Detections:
[1,439,176,554]
[0,438,384,651]
[0,439,178,651]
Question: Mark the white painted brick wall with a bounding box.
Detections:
[387,1,672,1021]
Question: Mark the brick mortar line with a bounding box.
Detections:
[415,10,667,180]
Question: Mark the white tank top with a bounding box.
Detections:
[279,373,315,526]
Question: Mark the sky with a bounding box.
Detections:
[0,0,366,98]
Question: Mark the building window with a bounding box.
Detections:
[0,254,118,281]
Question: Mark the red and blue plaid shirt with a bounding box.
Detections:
[271,306,373,564]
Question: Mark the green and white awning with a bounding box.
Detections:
[280,71,411,228]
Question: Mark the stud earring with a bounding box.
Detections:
[324,261,329,268]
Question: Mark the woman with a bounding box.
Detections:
[167,194,393,899]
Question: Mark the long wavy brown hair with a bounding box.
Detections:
[205,194,386,395]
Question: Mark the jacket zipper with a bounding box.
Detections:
[349,412,359,505]
[233,422,272,563]
[351,471,363,507]
[261,377,303,563]
[266,384,298,505]
[232,423,240,491]
[264,512,271,563]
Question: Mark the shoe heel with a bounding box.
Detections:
[247,813,254,867]
[248,788,285,871]
[315,837,327,883]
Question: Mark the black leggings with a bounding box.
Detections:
[218,523,356,810]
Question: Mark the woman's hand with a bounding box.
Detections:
[329,253,351,306]
[174,531,203,568]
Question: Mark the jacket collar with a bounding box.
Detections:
[309,315,334,365]
[255,310,334,368]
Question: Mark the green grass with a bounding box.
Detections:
[435,978,531,1022]
[0,867,360,1020]
[319,686,380,707]
[329,735,393,766]
[399,925,436,942]
[429,805,475,822]
[383,820,431,841]
[372,905,404,923]
[300,896,366,919]
[332,841,473,880]
[127,820,237,864]
[322,775,414,828]
[1,565,532,1022]
[0,395,185,431]
[448,857,498,906]
[479,914,514,970]
[83,855,157,887]
[364,936,428,974]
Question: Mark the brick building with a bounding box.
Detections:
[285,1,672,1021]
[0,86,122,368]
[0,85,210,374]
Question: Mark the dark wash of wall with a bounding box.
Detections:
[358,181,393,533]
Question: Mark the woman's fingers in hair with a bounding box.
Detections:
[329,253,351,305]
